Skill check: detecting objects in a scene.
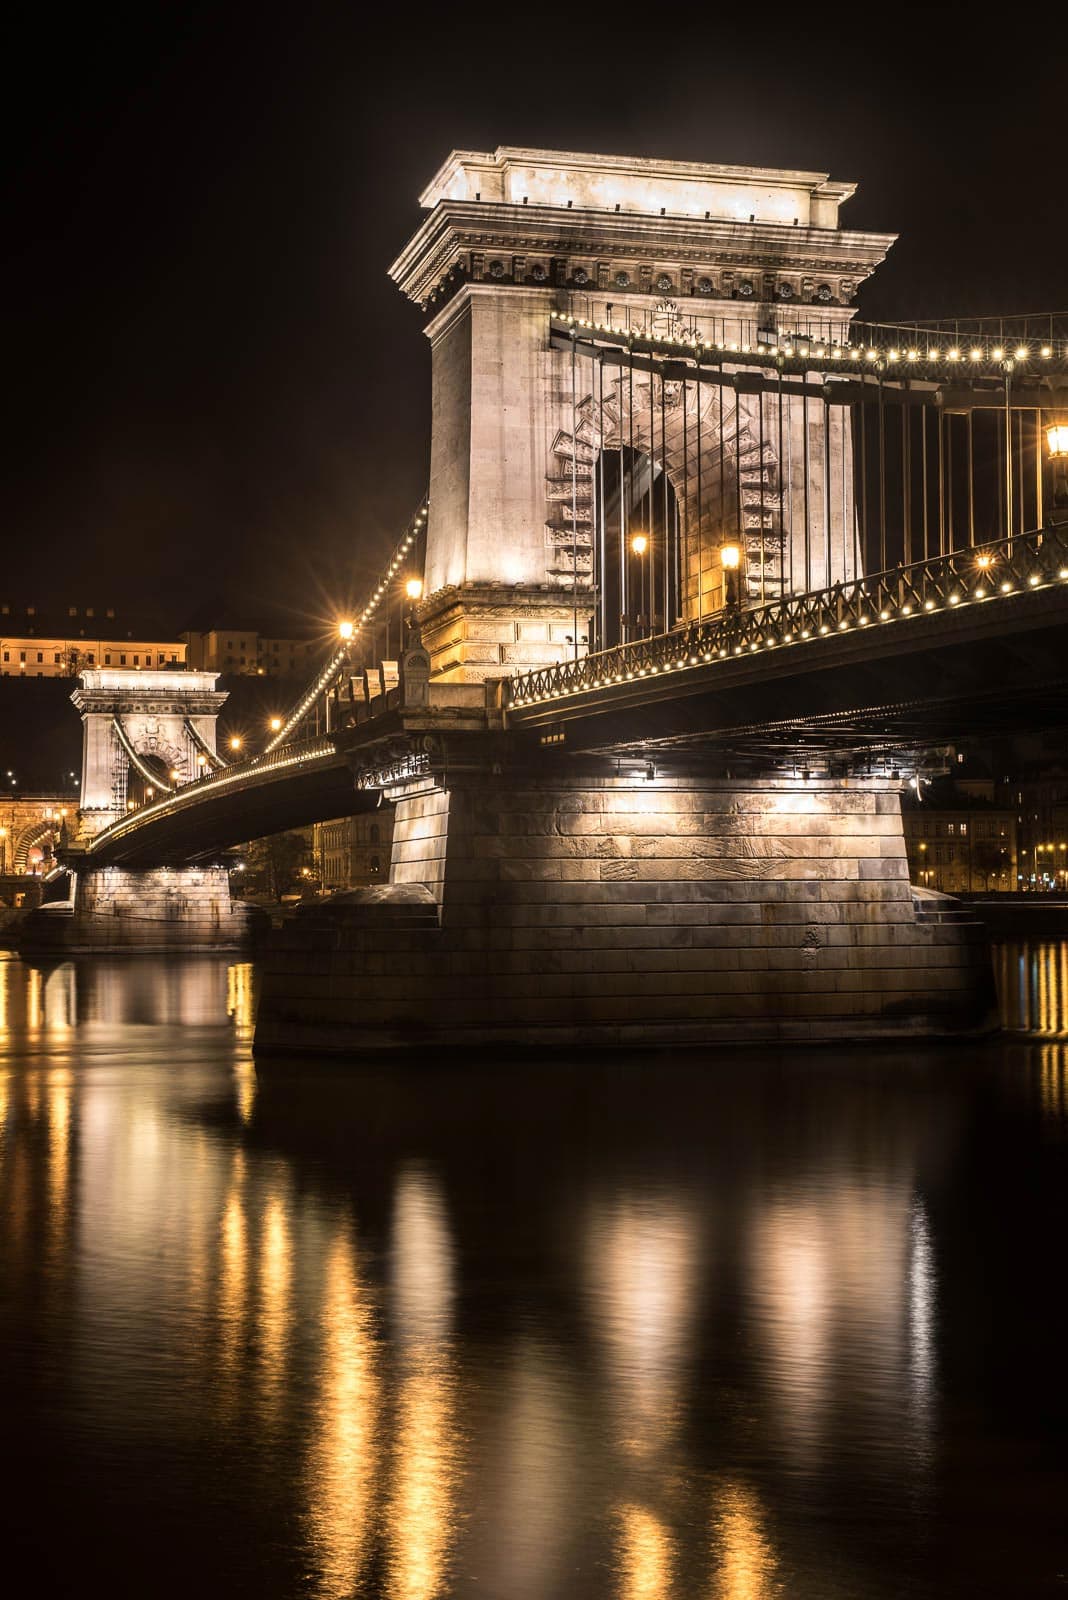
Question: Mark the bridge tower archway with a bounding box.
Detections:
[70,669,229,838]
[560,374,787,651]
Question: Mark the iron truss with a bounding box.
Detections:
[507,523,1068,712]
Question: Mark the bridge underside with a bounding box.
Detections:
[508,586,1068,771]
[79,753,378,867]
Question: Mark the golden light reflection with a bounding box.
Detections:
[43,965,76,1030]
[710,1484,777,1600]
[587,1197,699,1455]
[907,1197,936,1461]
[25,965,43,1034]
[994,941,1068,1036]
[259,1194,291,1408]
[218,1186,248,1381]
[0,955,9,1036]
[48,1073,71,1220]
[24,1070,40,1120]
[386,1166,459,1600]
[1038,1043,1068,1126]
[750,1187,912,1462]
[307,1230,379,1598]
[226,962,255,1039]
[617,1503,674,1600]
[391,1165,454,1351]
[388,1365,457,1600]
[234,1062,256,1125]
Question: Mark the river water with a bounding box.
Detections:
[1,943,1066,1598]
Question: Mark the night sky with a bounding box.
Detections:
[5,10,1064,635]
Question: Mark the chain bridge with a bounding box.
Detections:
[26,147,1068,1048]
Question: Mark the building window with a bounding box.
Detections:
[370,855,381,875]
[53,652,61,664]
[959,822,967,836]
[36,651,42,663]
[2,652,7,663]
[105,654,111,665]
[120,654,127,665]
[88,653,94,663]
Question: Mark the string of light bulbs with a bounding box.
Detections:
[551,313,1067,370]
[261,497,429,756]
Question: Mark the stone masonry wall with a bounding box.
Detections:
[255,772,996,1052]
[24,866,255,953]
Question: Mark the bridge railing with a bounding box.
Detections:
[506,523,1068,710]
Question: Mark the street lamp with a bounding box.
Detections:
[269,716,282,733]
[720,542,743,611]
[1049,420,1068,515]
[1046,422,1068,458]
[630,533,650,637]
[338,619,354,640]
[229,736,242,752]
[404,577,423,640]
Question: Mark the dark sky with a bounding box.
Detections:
[5,8,1064,635]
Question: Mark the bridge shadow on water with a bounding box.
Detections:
[0,946,1066,1598]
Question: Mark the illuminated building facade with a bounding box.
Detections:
[0,605,185,677]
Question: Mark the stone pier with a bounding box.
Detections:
[19,865,262,955]
[254,765,996,1054]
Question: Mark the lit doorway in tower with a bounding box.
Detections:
[595,446,681,650]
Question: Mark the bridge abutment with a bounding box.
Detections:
[20,865,261,955]
[255,764,995,1053]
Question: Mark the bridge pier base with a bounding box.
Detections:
[255,764,996,1054]
[19,865,262,955]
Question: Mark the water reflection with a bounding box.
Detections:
[258,1192,292,1415]
[710,1482,778,1600]
[0,950,251,1031]
[617,1502,675,1600]
[0,947,1064,1597]
[994,939,1068,1035]
[588,1196,699,1456]
[387,1165,460,1600]
[306,1228,379,1598]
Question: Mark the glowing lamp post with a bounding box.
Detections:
[404,577,423,639]
[1048,420,1068,515]
[229,736,242,753]
[338,619,354,641]
[720,542,743,611]
[1046,422,1068,459]
[269,716,282,733]
[630,532,650,637]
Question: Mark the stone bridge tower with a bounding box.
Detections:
[72,668,227,838]
[390,147,894,681]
